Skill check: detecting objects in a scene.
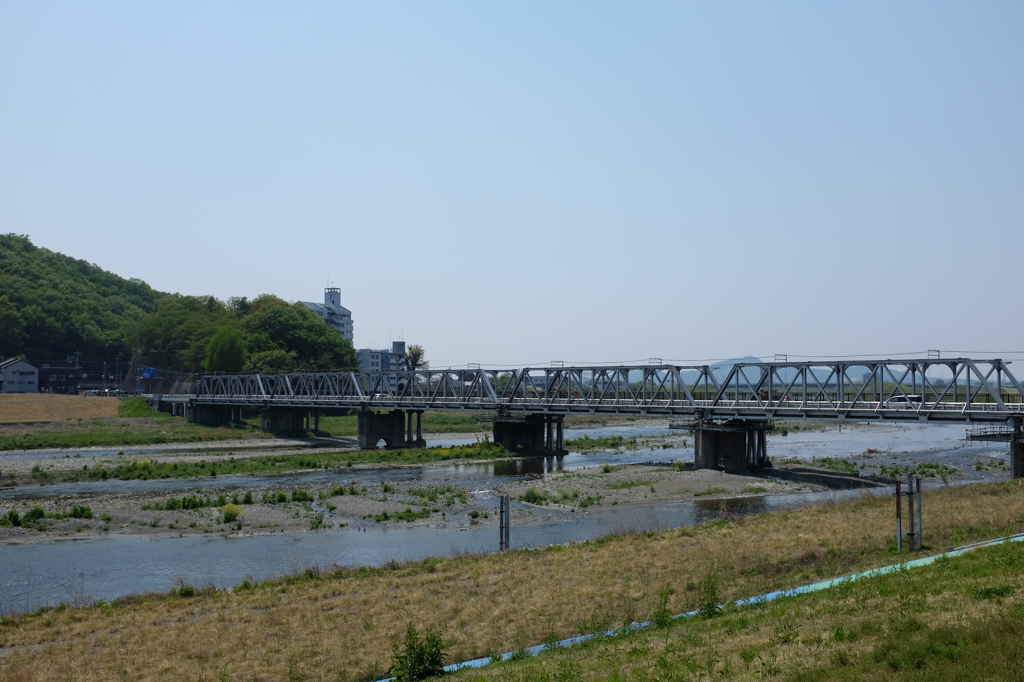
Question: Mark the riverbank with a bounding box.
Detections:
[0,419,1013,545]
[1,479,1022,680]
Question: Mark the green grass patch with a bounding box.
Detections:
[877,462,960,482]
[693,487,729,497]
[5,442,511,487]
[810,457,860,475]
[605,480,654,490]
[317,410,490,437]
[565,434,636,453]
[0,412,266,452]
[368,508,433,523]
[407,485,468,506]
[117,397,172,419]
[445,540,1024,681]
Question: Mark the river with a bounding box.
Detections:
[0,422,1006,614]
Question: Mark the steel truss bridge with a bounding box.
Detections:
[182,357,1024,423]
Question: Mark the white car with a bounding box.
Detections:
[885,395,922,409]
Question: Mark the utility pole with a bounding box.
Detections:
[103,361,107,391]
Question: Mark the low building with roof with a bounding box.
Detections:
[0,357,39,393]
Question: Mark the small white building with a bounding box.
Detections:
[299,287,353,343]
[0,358,39,393]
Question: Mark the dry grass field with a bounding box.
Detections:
[1,480,1022,681]
[0,394,120,422]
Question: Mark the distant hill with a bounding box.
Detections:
[0,235,357,384]
[0,234,168,366]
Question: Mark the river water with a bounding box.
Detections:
[0,422,1005,614]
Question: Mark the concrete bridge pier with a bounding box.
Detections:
[493,414,567,455]
[186,404,231,426]
[259,408,308,434]
[357,410,425,449]
[1012,417,1023,479]
[694,420,771,473]
[405,410,426,448]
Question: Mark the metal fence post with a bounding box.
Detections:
[906,473,916,551]
[499,495,510,552]
[895,480,902,552]
[915,476,923,550]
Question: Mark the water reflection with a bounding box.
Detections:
[693,495,770,515]
[491,456,565,476]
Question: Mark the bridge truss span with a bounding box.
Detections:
[188,357,1024,423]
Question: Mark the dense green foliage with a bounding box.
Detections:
[130,293,356,374]
[389,621,448,681]
[0,234,166,363]
[239,298,356,372]
[203,326,246,373]
[0,235,355,376]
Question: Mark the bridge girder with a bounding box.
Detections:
[179,358,1024,423]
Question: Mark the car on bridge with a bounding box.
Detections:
[884,395,923,409]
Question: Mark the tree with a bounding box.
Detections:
[405,344,428,371]
[202,326,246,373]
[240,300,356,371]
[128,295,235,373]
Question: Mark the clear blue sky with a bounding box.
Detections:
[2,2,1021,367]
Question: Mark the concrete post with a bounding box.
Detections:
[416,411,424,445]
[1012,417,1024,479]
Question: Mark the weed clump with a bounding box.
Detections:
[388,621,447,681]
[519,487,549,505]
[221,504,242,523]
[697,569,722,619]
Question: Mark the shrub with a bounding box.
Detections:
[519,487,548,505]
[388,621,447,681]
[222,504,243,523]
[23,506,45,523]
[69,505,93,519]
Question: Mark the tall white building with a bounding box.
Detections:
[299,288,353,343]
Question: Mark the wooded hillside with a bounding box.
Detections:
[0,234,166,365]
[0,234,357,380]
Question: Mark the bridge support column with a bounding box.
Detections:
[1012,417,1024,479]
[259,408,306,434]
[186,404,231,426]
[357,410,407,449]
[694,420,771,473]
[406,410,426,447]
[494,414,566,455]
